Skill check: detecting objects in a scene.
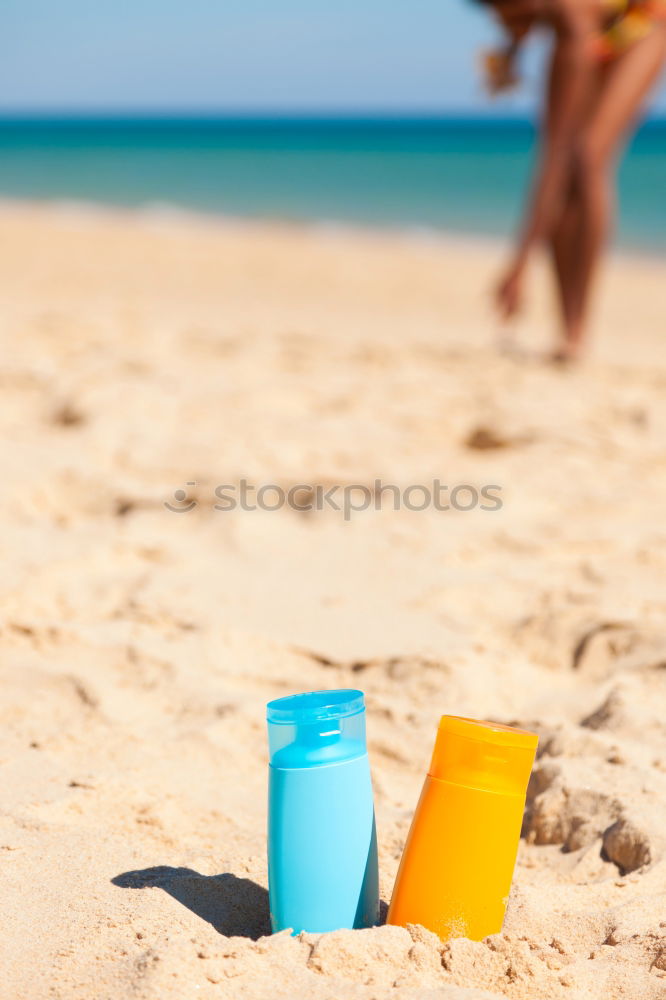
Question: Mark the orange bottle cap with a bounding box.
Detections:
[428,716,538,796]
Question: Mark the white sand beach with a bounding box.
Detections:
[2,203,666,999]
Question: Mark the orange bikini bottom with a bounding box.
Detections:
[594,0,666,60]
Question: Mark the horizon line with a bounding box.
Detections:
[0,108,664,122]
[0,107,663,120]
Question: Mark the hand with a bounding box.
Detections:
[496,261,525,320]
[481,47,520,94]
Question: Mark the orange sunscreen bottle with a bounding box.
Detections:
[387,715,538,941]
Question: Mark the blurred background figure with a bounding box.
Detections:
[1,1,664,354]
[476,0,666,360]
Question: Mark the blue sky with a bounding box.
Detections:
[2,0,665,114]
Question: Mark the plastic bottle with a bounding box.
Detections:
[267,688,379,934]
[387,715,538,941]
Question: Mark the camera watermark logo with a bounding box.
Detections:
[164,482,198,513]
[164,479,503,520]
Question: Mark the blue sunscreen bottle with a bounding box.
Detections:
[267,689,379,934]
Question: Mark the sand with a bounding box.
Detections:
[1,202,665,999]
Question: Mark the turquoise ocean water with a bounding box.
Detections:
[0,117,664,252]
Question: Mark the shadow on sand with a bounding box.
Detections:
[112,866,271,940]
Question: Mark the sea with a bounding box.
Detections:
[0,116,664,253]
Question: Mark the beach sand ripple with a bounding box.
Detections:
[1,205,665,999]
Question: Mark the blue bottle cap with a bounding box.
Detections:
[267,689,367,768]
[267,689,364,725]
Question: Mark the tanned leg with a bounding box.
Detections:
[549,170,584,351]
[545,48,597,352]
[558,25,666,359]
